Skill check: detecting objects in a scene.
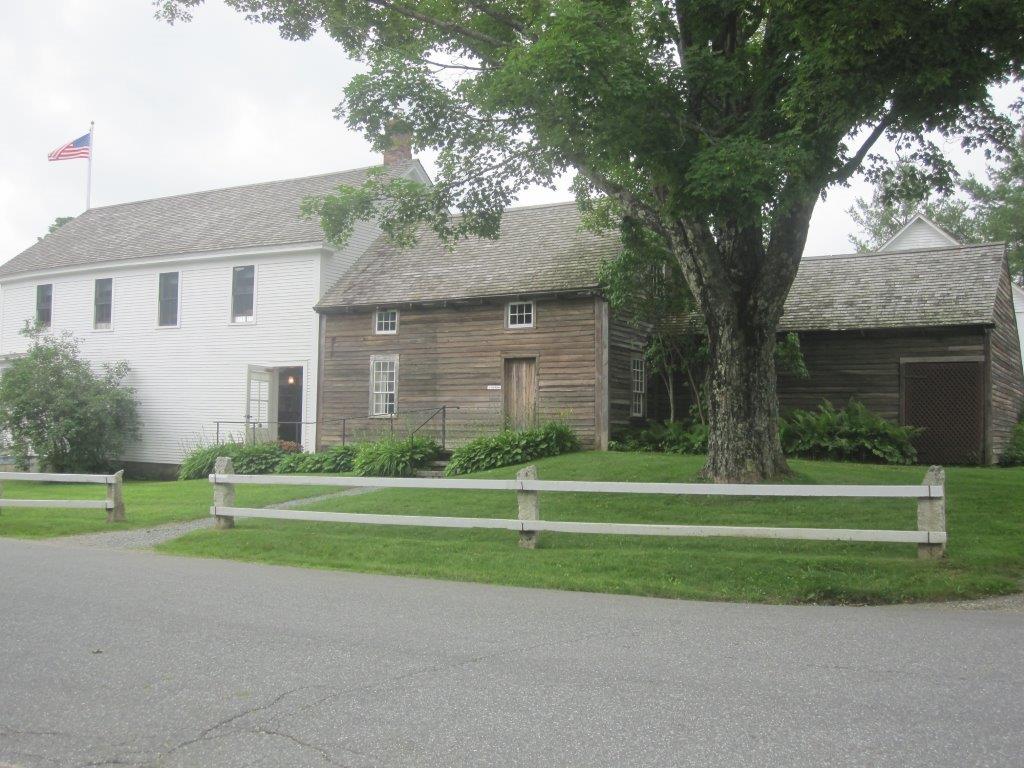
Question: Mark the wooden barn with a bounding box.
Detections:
[773,240,1022,464]
[314,206,1024,464]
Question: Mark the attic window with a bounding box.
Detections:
[507,301,534,329]
[375,309,398,334]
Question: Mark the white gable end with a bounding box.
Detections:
[879,214,960,252]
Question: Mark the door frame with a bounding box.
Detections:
[501,353,540,429]
[245,360,309,447]
[898,355,986,463]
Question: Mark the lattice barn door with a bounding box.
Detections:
[901,360,985,465]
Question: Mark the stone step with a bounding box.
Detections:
[414,469,446,478]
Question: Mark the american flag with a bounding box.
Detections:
[48,132,92,161]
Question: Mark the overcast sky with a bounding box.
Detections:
[1,0,1018,265]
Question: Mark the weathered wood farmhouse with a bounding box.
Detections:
[315,203,639,449]
[315,209,1024,465]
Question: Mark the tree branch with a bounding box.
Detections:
[365,0,508,52]
[833,112,894,183]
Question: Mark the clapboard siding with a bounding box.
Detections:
[0,250,326,465]
[988,266,1024,460]
[608,317,647,431]
[319,298,600,448]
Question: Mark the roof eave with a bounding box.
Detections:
[315,287,601,314]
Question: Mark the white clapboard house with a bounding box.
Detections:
[0,151,429,475]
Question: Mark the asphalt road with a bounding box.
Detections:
[1,537,1022,768]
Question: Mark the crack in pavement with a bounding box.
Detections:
[254,727,355,768]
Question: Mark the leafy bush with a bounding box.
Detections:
[353,436,440,477]
[999,416,1024,466]
[780,400,920,465]
[277,443,360,474]
[0,327,140,472]
[609,421,707,454]
[178,441,287,480]
[445,422,581,476]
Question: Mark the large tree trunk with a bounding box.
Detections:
[701,305,789,482]
[672,198,815,482]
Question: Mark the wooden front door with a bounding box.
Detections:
[902,360,985,465]
[504,357,537,430]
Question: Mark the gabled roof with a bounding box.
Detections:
[0,161,423,279]
[780,242,1007,331]
[321,200,1007,332]
[317,201,618,309]
[879,212,961,252]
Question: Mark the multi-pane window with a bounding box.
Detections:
[507,301,534,328]
[158,272,179,327]
[374,309,398,334]
[36,284,53,328]
[248,376,270,425]
[94,278,112,329]
[370,357,398,416]
[231,265,255,323]
[630,356,646,417]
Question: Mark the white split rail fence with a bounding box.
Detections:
[210,457,947,559]
[0,470,125,523]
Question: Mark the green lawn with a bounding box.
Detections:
[157,452,1024,605]
[0,478,342,539]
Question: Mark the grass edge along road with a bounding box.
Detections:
[0,478,345,539]
[158,452,1024,605]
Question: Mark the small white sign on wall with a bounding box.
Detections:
[486,384,502,390]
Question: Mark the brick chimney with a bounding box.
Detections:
[382,121,413,166]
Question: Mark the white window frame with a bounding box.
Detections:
[230,264,257,325]
[93,277,113,331]
[369,354,399,417]
[506,301,535,329]
[374,308,399,335]
[630,355,646,418]
[156,271,181,329]
[36,283,53,328]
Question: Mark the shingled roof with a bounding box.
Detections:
[779,242,1006,331]
[317,201,619,309]
[0,162,420,279]
[320,202,1006,332]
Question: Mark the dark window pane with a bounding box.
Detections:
[232,265,255,321]
[94,278,112,328]
[158,272,179,326]
[36,284,52,327]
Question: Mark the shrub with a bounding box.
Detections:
[610,421,707,454]
[277,443,360,474]
[999,417,1024,466]
[178,441,287,480]
[445,422,581,476]
[780,399,920,465]
[0,327,140,472]
[353,436,440,477]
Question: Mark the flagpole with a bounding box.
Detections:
[86,121,94,210]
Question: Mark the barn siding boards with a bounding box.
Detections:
[988,265,1024,460]
[608,317,647,432]
[319,298,601,448]
[776,327,987,424]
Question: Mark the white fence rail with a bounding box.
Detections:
[0,470,125,523]
[209,458,947,559]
